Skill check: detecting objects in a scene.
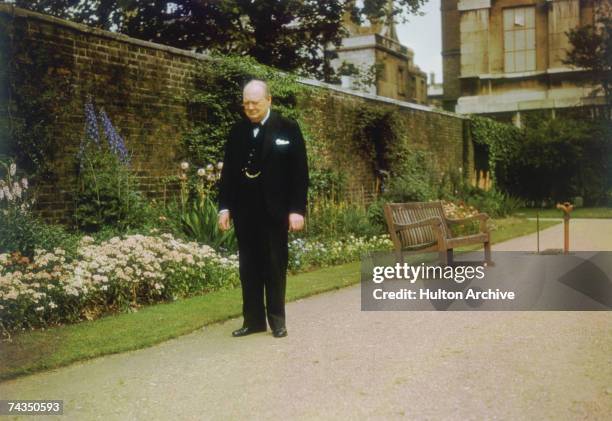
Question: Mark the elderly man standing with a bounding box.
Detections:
[218,79,308,338]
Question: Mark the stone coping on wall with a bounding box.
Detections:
[299,78,466,119]
[0,3,466,121]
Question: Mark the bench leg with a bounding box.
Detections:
[484,241,491,263]
[440,249,453,265]
[395,250,404,264]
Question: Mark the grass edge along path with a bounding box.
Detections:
[514,207,612,219]
[0,218,559,382]
[0,263,361,382]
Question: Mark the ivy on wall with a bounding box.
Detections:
[182,55,304,168]
[470,115,522,188]
[5,23,76,179]
[470,114,611,205]
[182,54,403,201]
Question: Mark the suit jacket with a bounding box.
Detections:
[218,110,309,221]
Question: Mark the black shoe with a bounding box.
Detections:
[272,327,287,338]
[232,326,266,337]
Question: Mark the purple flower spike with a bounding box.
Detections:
[84,100,100,145]
[100,110,130,165]
[78,100,101,168]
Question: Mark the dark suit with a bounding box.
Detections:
[218,110,308,330]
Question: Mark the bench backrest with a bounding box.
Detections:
[384,201,451,249]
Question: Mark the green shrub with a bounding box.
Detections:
[459,187,524,218]
[304,198,383,240]
[74,148,149,232]
[181,196,238,254]
[366,197,387,233]
[383,150,440,202]
[0,160,80,258]
[471,115,611,206]
[0,210,35,256]
[0,211,75,258]
[470,115,523,190]
[74,101,150,232]
[308,166,346,202]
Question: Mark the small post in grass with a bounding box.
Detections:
[556,202,574,254]
[536,210,540,254]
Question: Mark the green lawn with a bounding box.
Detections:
[0,217,559,382]
[514,207,612,219]
[488,217,559,243]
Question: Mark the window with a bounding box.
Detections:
[397,67,405,95]
[503,7,536,72]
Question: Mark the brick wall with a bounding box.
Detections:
[0,5,470,223]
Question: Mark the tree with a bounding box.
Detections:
[564,2,612,111]
[12,0,427,79]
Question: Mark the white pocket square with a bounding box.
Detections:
[275,138,290,145]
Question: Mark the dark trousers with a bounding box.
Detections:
[233,208,289,331]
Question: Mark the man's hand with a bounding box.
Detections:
[288,213,305,232]
[218,211,231,231]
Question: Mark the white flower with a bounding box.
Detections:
[0,189,3,201]
[217,162,223,170]
[13,182,22,198]
[9,163,16,176]
[3,187,12,201]
[206,164,214,171]
[35,306,44,312]
[180,162,189,170]
[21,178,28,189]
[197,168,206,177]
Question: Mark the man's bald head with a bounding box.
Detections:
[243,79,271,97]
[243,79,271,123]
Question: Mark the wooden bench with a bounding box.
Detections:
[383,201,491,265]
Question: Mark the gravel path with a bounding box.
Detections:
[1,219,611,420]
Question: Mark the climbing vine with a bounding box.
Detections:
[6,23,76,177]
[182,55,304,168]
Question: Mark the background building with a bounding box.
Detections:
[328,6,428,104]
[427,72,445,108]
[441,0,607,124]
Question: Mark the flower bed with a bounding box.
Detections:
[1,231,393,333]
[0,233,239,332]
[289,234,393,273]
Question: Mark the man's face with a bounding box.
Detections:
[243,84,271,123]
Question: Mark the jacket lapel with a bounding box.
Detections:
[237,120,251,165]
